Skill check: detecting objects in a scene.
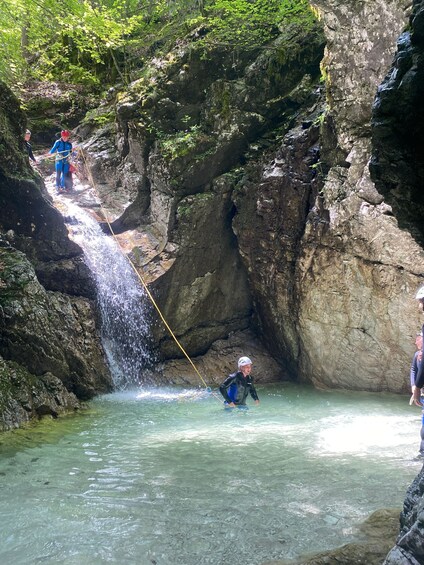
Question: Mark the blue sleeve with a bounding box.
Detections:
[49,140,59,154]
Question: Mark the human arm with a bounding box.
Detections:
[219,374,237,404]
[411,353,419,390]
[415,330,424,389]
[48,140,59,155]
[249,380,259,404]
[413,386,422,407]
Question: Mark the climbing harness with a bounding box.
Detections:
[70,147,220,401]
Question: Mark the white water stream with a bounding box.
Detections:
[61,196,152,388]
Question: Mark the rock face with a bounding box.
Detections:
[263,0,418,391]
[76,0,424,396]
[0,81,112,429]
[0,359,79,431]
[369,1,424,562]
[383,466,424,565]
[80,16,326,365]
[371,0,424,246]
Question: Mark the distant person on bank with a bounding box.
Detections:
[413,286,424,406]
[410,331,424,458]
[23,129,36,163]
[48,129,72,192]
[219,356,260,407]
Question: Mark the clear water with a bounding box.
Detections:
[61,201,152,387]
[0,383,421,565]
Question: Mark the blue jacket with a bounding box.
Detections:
[49,139,72,162]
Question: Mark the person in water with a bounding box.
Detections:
[410,331,424,458]
[48,129,72,192]
[219,356,260,407]
[23,130,36,163]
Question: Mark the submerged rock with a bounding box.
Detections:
[263,508,400,565]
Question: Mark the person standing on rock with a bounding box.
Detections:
[409,331,424,459]
[219,356,260,407]
[413,286,424,407]
[48,129,72,192]
[23,129,36,163]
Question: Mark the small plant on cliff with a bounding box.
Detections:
[158,122,204,160]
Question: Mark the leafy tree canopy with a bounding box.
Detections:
[0,0,317,88]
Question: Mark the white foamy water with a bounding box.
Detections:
[60,199,152,388]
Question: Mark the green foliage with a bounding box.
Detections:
[158,123,203,160]
[82,106,116,127]
[207,0,314,47]
[0,0,317,88]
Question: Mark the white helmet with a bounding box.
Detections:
[416,285,424,300]
[238,356,252,367]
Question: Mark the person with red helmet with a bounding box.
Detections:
[48,129,72,192]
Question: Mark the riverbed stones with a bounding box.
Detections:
[262,508,400,565]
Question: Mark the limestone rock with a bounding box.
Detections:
[232,0,419,392]
[383,466,424,565]
[0,246,112,400]
[154,329,287,387]
[78,20,326,363]
[0,81,112,429]
[0,358,80,431]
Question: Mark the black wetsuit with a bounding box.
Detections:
[416,324,424,389]
[219,371,259,405]
[24,140,36,162]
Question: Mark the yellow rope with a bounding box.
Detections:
[73,147,220,399]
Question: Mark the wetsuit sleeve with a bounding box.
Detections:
[219,374,237,402]
[416,326,424,388]
[411,352,419,388]
[249,381,259,402]
[49,140,59,154]
[25,142,36,162]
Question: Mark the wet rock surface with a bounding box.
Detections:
[78,21,326,364]
[0,82,112,429]
[371,0,424,246]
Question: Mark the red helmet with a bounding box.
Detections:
[61,130,70,137]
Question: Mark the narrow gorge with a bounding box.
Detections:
[1,0,424,563]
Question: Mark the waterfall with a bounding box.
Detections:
[62,201,152,388]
